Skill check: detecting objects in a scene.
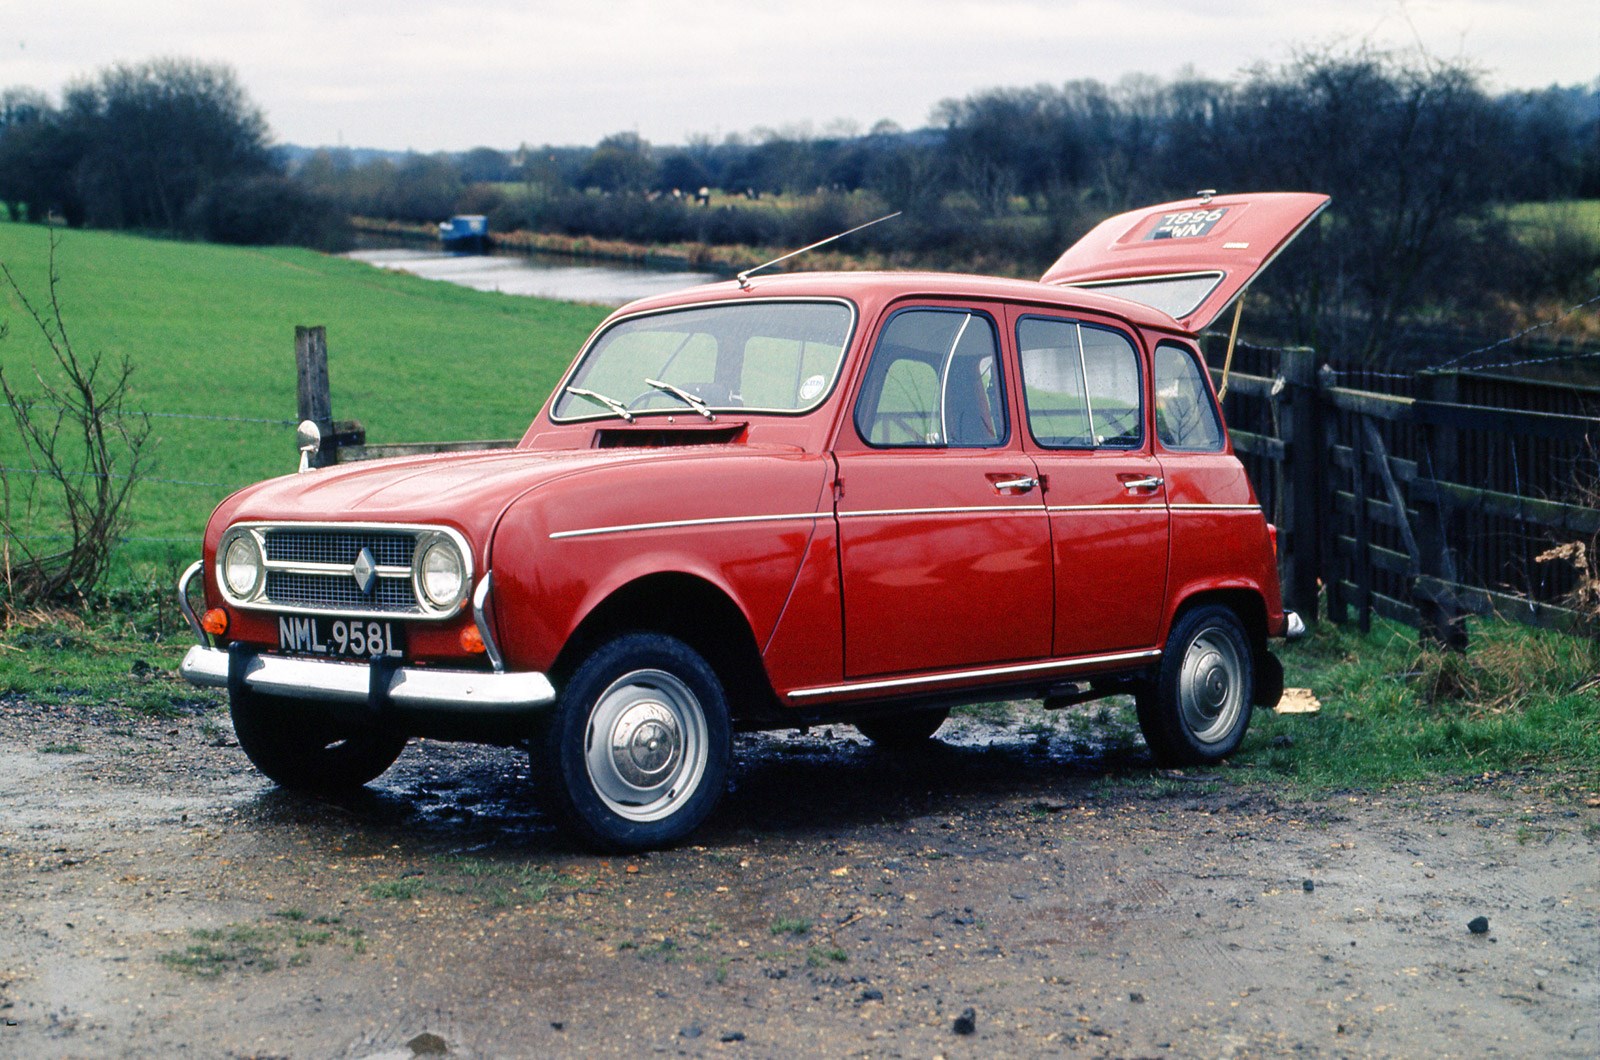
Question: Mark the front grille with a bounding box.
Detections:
[264,529,415,567]
[265,571,418,613]
[225,523,467,619]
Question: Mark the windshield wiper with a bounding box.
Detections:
[565,386,635,423]
[643,378,716,421]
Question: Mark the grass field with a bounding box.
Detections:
[0,222,610,557]
[1501,198,1600,232]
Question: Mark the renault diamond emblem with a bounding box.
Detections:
[352,547,377,595]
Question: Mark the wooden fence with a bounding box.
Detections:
[1216,345,1599,647]
[293,326,1599,648]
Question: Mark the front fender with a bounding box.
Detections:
[484,452,832,673]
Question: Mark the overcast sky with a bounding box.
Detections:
[5,1,1597,151]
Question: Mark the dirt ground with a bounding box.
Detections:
[1,693,1596,1059]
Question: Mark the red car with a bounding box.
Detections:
[180,192,1324,850]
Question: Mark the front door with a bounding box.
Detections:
[836,305,1053,678]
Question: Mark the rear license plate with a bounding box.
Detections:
[277,615,405,660]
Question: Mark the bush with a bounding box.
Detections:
[186,175,348,250]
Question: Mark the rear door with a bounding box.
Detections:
[1009,308,1169,657]
[1040,192,1329,332]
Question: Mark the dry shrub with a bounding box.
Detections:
[1534,459,1600,623]
[1413,620,1597,716]
[1,604,86,635]
[0,233,150,604]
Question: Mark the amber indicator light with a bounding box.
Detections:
[459,625,487,654]
[201,608,229,636]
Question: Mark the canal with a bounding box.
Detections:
[344,247,723,306]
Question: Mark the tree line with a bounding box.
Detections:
[2,50,1597,362]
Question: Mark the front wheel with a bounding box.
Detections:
[1135,605,1255,766]
[535,633,731,852]
[230,688,407,793]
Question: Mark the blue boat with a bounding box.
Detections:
[438,214,488,251]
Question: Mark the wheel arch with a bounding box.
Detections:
[551,571,779,724]
[1165,586,1282,708]
[1167,587,1269,654]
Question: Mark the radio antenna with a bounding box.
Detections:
[736,211,901,290]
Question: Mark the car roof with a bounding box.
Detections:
[610,271,1192,334]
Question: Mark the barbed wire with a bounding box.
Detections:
[8,533,202,543]
[0,403,296,426]
[1431,292,1600,371]
[0,466,243,489]
[1228,287,1600,386]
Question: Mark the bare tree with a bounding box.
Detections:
[1,233,150,603]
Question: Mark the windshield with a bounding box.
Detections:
[552,299,855,421]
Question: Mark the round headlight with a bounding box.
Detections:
[416,536,466,610]
[221,531,263,599]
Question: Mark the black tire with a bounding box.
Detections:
[229,689,407,793]
[534,633,731,852]
[855,708,950,748]
[1135,605,1255,766]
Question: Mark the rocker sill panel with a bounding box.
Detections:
[788,648,1162,700]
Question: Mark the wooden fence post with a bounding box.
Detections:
[294,326,364,467]
[1352,414,1373,633]
[295,325,336,469]
[1316,363,1347,626]
[1415,370,1469,650]
[1279,347,1321,623]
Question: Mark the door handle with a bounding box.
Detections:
[1122,476,1164,491]
[992,476,1039,493]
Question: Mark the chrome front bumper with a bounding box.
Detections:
[179,645,557,713]
[177,561,557,716]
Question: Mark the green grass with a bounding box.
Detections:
[1500,198,1600,232]
[158,918,364,977]
[362,857,590,907]
[1237,617,1600,790]
[0,598,209,715]
[769,916,811,936]
[0,221,610,545]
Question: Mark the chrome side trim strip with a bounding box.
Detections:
[1169,504,1262,512]
[1045,504,1167,514]
[549,502,1258,541]
[787,648,1162,700]
[838,505,1046,518]
[180,645,557,713]
[550,512,824,541]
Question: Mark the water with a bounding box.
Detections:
[344,247,723,307]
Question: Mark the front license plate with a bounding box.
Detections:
[277,615,406,660]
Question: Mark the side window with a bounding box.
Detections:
[1018,317,1144,449]
[1154,342,1225,451]
[854,309,1007,448]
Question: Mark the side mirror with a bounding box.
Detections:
[296,419,323,474]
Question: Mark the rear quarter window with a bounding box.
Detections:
[1154,342,1225,452]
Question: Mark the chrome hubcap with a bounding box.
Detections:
[609,703,680,787]
[1178,627,1244,744]
[584,669,707,823]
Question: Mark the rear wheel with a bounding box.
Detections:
[229,689,407,793]
[535,633,731,852]
[1135,605,1254,766]
[855,708,950,748]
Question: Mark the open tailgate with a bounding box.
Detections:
[1040,192,1330,332]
